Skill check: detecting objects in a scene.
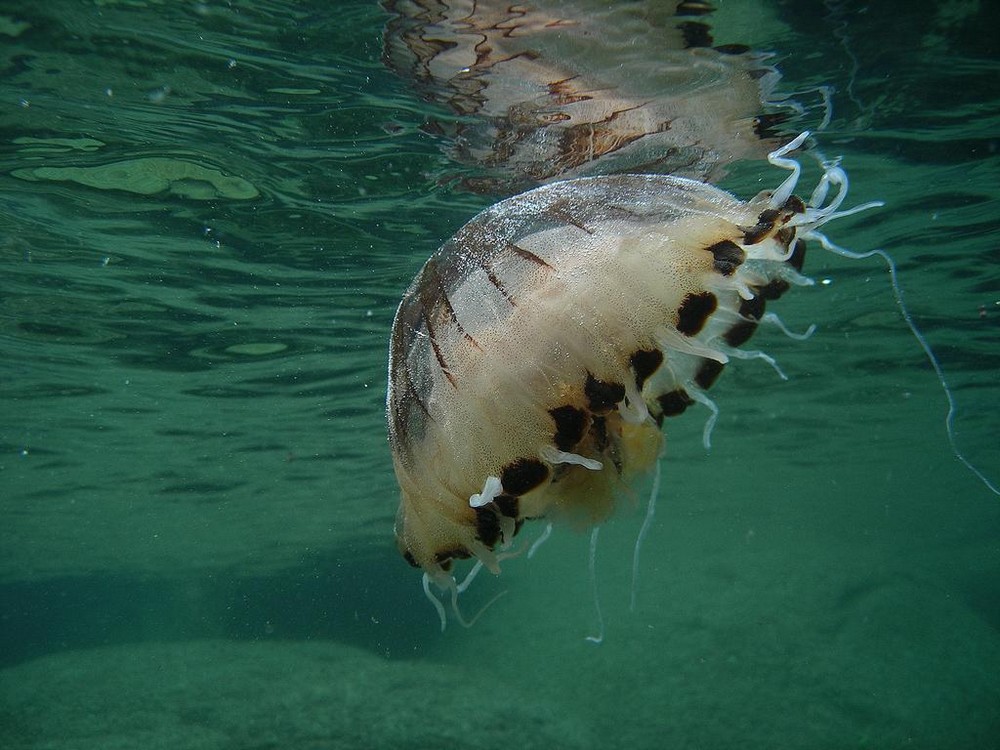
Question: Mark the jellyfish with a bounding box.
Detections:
[383,2,999,635]
[386,132,885,628]
[381,0,789,192]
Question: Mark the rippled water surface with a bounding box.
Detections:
[1,1,998,748]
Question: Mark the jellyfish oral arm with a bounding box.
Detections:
[469,475,504,508]
[539,445,603,471]
[767,130,810,208]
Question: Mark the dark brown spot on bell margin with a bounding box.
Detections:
[550,405,588,451]
[500,458,549,496]
[757,278,790,301]
[723,319,758,348]
[657,389,694,417]
[474,508,501,547]
[738,294,766,321]
[675,1,714,16]
[714,44,751,55]
[679,21,713,48]
[743,208,781,245]
[695,358,724,390]
[589,416,623,474]
[591,415,609,451]
[782,195,807,214]
[585,373,625,413]
[494,494,519,519]
[402,548,419,568]
[433,547,472,571]
[677,291,718,336]
[788,238,807,271]
[705,239,746,277]
[630,349,663,390]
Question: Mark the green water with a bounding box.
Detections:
[1,1,998,748]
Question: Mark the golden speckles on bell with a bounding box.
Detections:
[677,291,718,336]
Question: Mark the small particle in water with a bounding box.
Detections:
[101,256,110,266]
[365,310,373,317]
[19,448,28,458]
[147,85,171,103]
[227,58,237,69]
[18,98,29,108]
[821,278,833,285]
[105,88,113,97]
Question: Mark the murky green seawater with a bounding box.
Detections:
[1,1,998,748]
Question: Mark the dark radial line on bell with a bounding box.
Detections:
[403,366,433,421]
[507,241,553,269]
[546,204,595,235]
[426,263,481,350]
[606,203,643,219]
[483,257,516,305]
[422,309,457,387]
